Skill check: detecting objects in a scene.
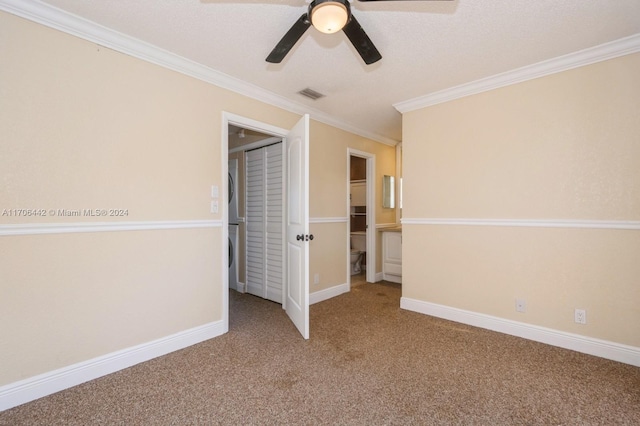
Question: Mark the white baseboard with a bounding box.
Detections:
[400,297,640,367]
[382,273,402,284]
[375,272,384,282]
[0,320,226,412]
[310,283,349,305]
[230,280,246,293]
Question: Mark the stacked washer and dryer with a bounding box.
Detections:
[228,159,239,291]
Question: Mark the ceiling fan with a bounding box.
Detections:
[266,0,451,65]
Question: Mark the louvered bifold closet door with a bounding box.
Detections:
[245,143,284,303]
[245,149,265,298]
[264,144,284,303]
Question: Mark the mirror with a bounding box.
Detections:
[383,175,395,208]
[396,143,402,222]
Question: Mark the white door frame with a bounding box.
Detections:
[222,112,289,333]
[347,148,376,285]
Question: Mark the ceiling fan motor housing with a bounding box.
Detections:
[308,0,352,34]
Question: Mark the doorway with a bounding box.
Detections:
[228,124,279,296]
[347,149,376,287]
[222,112,310,339]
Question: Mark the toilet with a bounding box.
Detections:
[350,232,366,275]
[350,250,363,275]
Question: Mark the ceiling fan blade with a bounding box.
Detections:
[266,14,311,63]
[342,15,382,65]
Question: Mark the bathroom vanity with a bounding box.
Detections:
[381,228,402,283]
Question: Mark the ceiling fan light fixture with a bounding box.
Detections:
[310,0,349,34]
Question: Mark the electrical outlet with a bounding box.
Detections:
[515,298,526,313]
[314,273,320,285]
[575,309,586,324]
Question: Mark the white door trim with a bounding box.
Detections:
[228,136,282,154]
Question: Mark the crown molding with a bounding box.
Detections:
[0,0,398,146]
[394,33,640,113]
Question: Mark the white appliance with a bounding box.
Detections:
[228,159,239,225]
[229,224,239,291]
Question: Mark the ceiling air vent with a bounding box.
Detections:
[297,88,325,101]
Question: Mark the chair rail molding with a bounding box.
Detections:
[401,218,640,231]
[310,217,348,224]
[0,220,222,237]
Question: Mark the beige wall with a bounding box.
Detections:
[309,222,349,292]
[310,121,397,224]
[0,10,396,387]
[0,229,220,384]
[0,11,301,385]
[309,121,396,293]
[402,53,640,347]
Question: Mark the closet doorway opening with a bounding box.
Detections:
[223,112,311,339]
[228,124,283,304]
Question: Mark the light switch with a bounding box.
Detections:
[211,185,219,198]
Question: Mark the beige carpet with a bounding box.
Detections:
[1,281,639,425]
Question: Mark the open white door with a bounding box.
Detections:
[285,114,310,339]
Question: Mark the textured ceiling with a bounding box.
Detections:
[32,0,640,143]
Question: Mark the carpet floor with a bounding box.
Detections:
[1,281,639,425]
